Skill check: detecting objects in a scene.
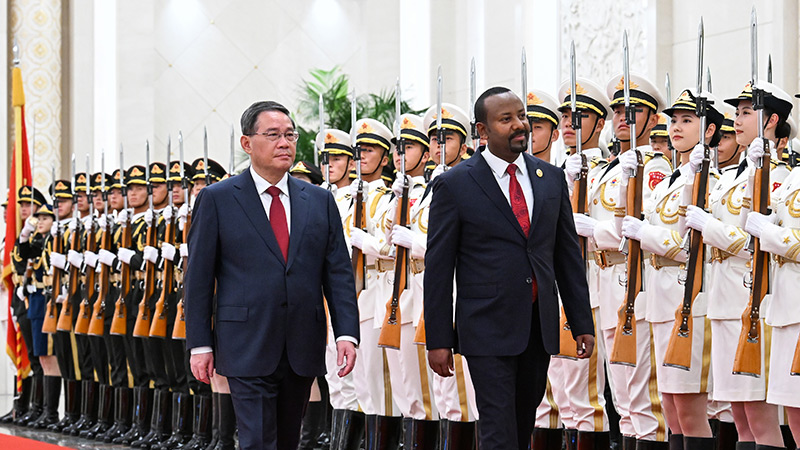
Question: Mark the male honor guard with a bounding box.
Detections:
[649,115,672,163]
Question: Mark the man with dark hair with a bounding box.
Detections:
[186,100,360,450]
[424,87,594,450]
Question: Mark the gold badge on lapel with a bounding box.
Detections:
[536,169,543,178]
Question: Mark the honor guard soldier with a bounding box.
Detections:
[526,90,562,165]
[190,158,226,197]
[685,80,793,450]
[380,114,436,447]
[557,78,611,449]
[290,161,324,185]
[650,115,672,162]
[622,88,724,448]
[346,117,400,448]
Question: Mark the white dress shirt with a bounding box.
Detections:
[482,148,534,216]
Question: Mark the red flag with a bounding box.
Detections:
[4,64,33,386]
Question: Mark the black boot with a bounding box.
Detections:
[175,394,212,450]
[331,409,365,450]
[300,400,327,449]
[0,376,25,423]
[781,425,796,450]
[564,429,579,450]
[714,421,737,450]
[636,439,670,450]
[102,387,132,442]
[532,427,563,450]
[753,446,786,450]
[669,435,684,450]
[623,437,637,450]
[15,374,43,426]
[81,383,113,439]
[116,386,152,444]
[154,392,192,449]
[48,379,80,432]
[577,431,610,450]
[31,376,61,429]
[365,415,403,450]
[66,380,99,435]
[213,393,236,450]
[440,420,477,450]
[202,392,220,450]
[683,437,715,450]
[132,388,172,448]
[403,418,438,450]
[734,443,755,450]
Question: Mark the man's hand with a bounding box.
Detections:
[190,352,215,384]
[575,334,595,359]
[428,348,454,377]
[336,341,357,378]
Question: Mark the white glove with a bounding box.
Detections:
[685,205,712,232]
[116,208,130,225]
[82,215,93,228]
[26,284,36,294]
[83,251,98,268]
[68,219,78,232]
[178,204,190,231]
[430,165,446,181]
[564,153,583,182]
[619,150,639,181]
[16,287,25,301]
[572,213,597,238]
[327,184,338,197]
[179,243,188,258]
[143,246,159,264]
[98,249,116,267]
[161,242,176,261]
[67,249,83,268]
[56,285,67,304]
[621,216,647,241]
[688,144,705,174]
[98,214,109,232]
[350,228,366,250]
[349,179,365,198]
[391,225,415,249]
[117,248,135,265]
[144,209,154,227]
[163,206,174,222]
[747,138,764,164]
[744,211,775,239]
[20,217,36,240]
[50,252,66,270]
[50,224,59,238]
[391,176,407,198]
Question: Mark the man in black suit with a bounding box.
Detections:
[424,87,595,450]
[185,101,360,450]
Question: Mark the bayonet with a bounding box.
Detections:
[203,126,210,184]
[229,125,235,176]
[167,135,173,210]
[436,65,445,171]
[320,93,329,187]
[706,67,712,93]
[30,118,35,204]
[101,149,107,218]
[469,58,478,151]
[522,47,531,154]
[179,132,187,206]
[85,153,93,219]
[623,30,638,156]
[767,54,772,83]
[666,72,678,166]
[120,144,128,212]
[146,140,153,212]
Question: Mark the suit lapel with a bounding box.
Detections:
[468,153,527,239]
[232,169,286,265]
[524,154,546,238]
[286,177,309,271]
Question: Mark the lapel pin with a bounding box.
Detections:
[536,169,543,178]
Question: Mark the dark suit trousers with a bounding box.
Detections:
[466,304,551,450]
[227,349,314,450]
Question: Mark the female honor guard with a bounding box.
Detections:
[685,81,793,450]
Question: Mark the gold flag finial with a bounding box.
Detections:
[12,38,20,66]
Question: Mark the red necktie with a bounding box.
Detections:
[506,164,537,301]
[267,186,289,262]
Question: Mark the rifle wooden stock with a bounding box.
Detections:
[42,234,64,334]
[413,312,426,345]
[133,220,158,338]
[171,211,191,340]
[75,223,97,335]
[150,215,176,338]
[352,189,367,295]
[378,182,410,350]
[733,150,771,377]
[610,152,644,366]
[664,158,710,370]
[57,225,83,332]
[110,220,133,336]
[88,224,112,337]
[791,333,800,376]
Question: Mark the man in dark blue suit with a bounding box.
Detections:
[185,101,360,450]
[424,87,595,450]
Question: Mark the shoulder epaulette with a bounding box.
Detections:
[589,157,608,170]
[643,151,673,170]
[771,159,788,169]
[376,186,391,195]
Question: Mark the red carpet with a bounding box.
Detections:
[0,433,71,449]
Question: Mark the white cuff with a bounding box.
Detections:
[335,335,359,347]
[190,346,213,355]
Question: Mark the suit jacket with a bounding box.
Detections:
[424,151,593,356]
[185,169,359,378]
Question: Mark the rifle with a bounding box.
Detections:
[133,142,157,337]
[42,167,61,334]
[378,80,407,350]
[110,145,132,336]
[558,41,583,360]
[469,58,478,152]
[350,89,367,295]
[522,47,532,155]
[150,137,174,338]
[610,31,643,366]
[666,73,678,166]
[57,154,80,332]
[88,151,111,337]
[733,7,770,378]
[172,132,190,340]
[75,155,96,335]
[664,19,709,370]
